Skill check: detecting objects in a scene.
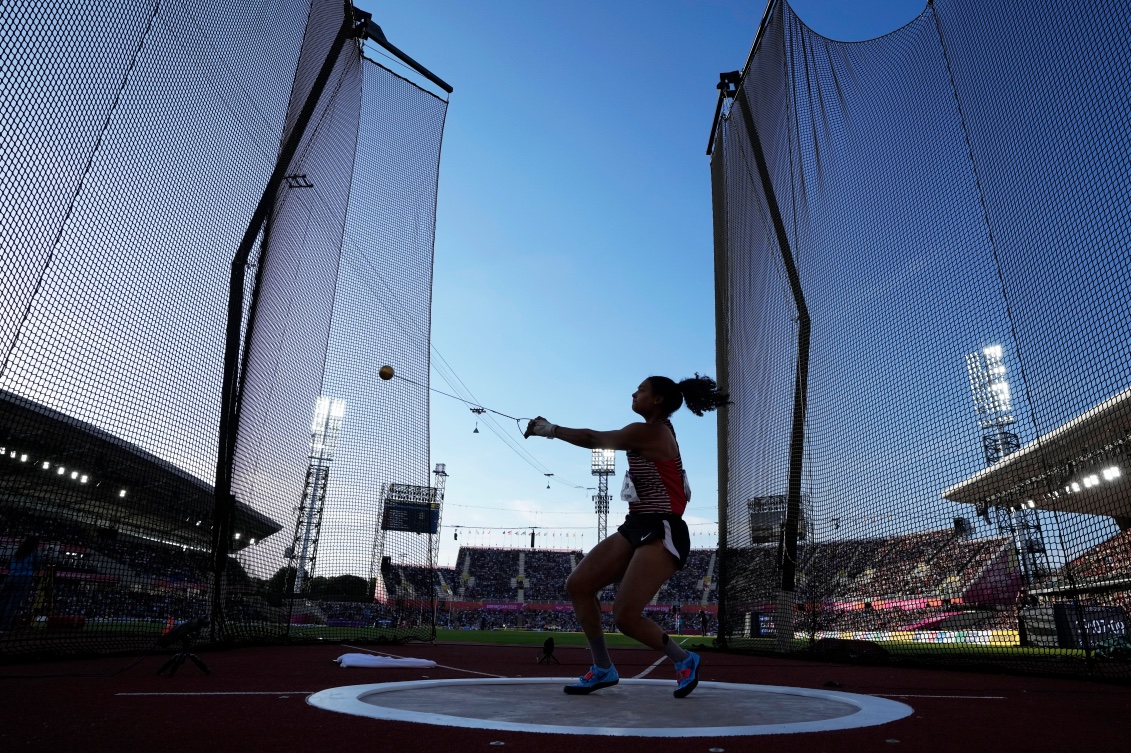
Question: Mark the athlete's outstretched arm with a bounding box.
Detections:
[553,423,650,452]
[526,417,668,456]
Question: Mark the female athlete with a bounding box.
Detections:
[524,373,728,697]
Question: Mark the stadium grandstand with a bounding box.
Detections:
[386,546,720,636]
[361,530,1044,641]
[724,529,1022,639]
[0,390,276,638]
[943,385,1131,644]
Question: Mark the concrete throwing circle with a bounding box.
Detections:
[307,678,913,737]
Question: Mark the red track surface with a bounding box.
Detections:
[2,642,1128,752]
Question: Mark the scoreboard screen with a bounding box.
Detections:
[381,484,440,534]
[747,495,807,544]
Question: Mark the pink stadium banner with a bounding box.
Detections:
[54,570,120,584]
[441,602,719,614]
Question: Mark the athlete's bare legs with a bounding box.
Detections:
[565,533,632,642]
[611,540,678,650]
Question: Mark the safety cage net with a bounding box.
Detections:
[0,0,447,659]
[711,0,1131,679]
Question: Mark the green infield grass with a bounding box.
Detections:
[433,629,712,648]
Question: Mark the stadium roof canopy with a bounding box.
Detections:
[0,389,279,550]
[941,385,1131,521]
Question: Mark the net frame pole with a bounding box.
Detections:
[358,14,453,94]
[710,71,740,647]
[710,129,733,648]
[212,3,361,640]
[706,0,778,157]
[733,88,810,651]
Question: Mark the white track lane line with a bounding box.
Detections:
[631,656,667,679]
[873,694,1006,699]
[118,692,315,696]
[631,637,688,679]
[341,643,504,678]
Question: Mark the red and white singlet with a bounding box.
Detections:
[621,418,689,515]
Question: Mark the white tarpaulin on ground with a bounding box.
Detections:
[334,653,437,668]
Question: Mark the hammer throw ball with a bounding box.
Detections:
[379,365,395,381]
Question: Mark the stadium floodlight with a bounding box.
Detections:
[1071,482,1080,492]
[310,396,346,459]
[70,471,78,479]
[591,448,615,475]
[294,395,346,593]
[19,454,27,462]
[590,449,615,540]
[42,461,49,469]
[1103,466,1121,481]
[119,489,127,497]
[1084,474,1100,488]
[966,345,1015,430]
[57,467,65,475]
[80,475,88,483]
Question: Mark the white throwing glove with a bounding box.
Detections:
[524,416,557,439]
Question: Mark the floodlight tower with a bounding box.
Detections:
[965,345,1048,586]
[291,396,345,593]
[966,345,1019,464]
[591,449,615,541]
[432,463,448,601]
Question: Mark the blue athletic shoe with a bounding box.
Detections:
[673,651,701,698]
[564,664,619,695]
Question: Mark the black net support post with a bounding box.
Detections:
[0,0,449,659]
[730,79,811,652]
[711,0,1131,680]
[211,1,363,643]
[221,2,449,647]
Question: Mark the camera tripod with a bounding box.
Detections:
[157,635,211,676]
[156,620,211,677]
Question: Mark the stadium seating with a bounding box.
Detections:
[6,511,1131,637]
[1062,528,1131,583]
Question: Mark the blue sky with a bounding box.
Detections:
[355,1,928,566]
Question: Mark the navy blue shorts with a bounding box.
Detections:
[617,513,691,569]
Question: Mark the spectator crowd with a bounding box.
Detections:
[4,508,1130,639]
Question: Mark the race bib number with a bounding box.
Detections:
[620,471,639,503]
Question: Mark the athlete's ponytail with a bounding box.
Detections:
[647,374,730,418]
